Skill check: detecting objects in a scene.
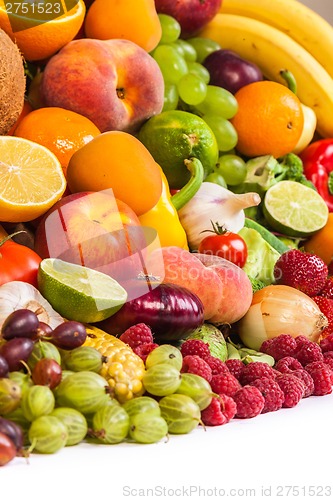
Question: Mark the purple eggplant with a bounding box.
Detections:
[203,49,263,94]
[96,282,204,342]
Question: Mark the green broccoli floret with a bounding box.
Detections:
[241,153,312,196]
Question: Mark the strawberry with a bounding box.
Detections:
[319,277,333,300]
[312,296,333,338]
[273,249,328,296]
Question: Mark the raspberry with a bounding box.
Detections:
[323,352,333,371]
[273,249,328,297]
[119,323,154,349]
[275,373,305,407]
[319,277,333,299]
[320,334,333,353]
[133,343,159,363]
[233,386,265,418]
[294,341,324,366]
[312,296,333,338]
[204,355,229,376]
[201,394,237,426]
[200,397,227,426]
[225,359,245,380]
[180,339,211,359]
[239,362,275,386]
[250,377,285,413]
[260,334,297,361]
[181,355,212,382]
[274,356,303,374]
[305,364,332,396]
[291,369,314,397]
[210,372,241,397]
[295,335,312,349]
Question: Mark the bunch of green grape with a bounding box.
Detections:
[151,14,248,188]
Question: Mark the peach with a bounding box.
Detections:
[146,247,223,320]
[195,254,253,324]
[40,38,164,133]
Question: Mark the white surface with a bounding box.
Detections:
[300,0,333,25]
[2,393,333,500]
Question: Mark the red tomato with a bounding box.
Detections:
[0,236,42,288]
[198,230,248,268]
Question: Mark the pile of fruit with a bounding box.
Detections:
[1,0,333,466]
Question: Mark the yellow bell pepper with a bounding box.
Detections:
[139,170,189,250]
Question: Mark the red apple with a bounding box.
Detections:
[154,0,222,38]
[34,191,159,286]
[40,38,164,133]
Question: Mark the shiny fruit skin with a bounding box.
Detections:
[0,338,35,372]
[32,358,62,389]
[1,309,39,340]
[50,322,87,350]
[0,432,16,466]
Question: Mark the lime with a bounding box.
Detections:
[138,110,219,189]
[263,180,329,237]
[37,258,127,323]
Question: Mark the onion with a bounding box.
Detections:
[237,285,328,350]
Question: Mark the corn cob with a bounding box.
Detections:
[84,326,146,403]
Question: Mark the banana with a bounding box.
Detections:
[219,0,333,80]
[200,13,333,138]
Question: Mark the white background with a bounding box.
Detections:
[300,0,333,24]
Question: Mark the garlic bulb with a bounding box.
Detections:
[177,182,261,250]
[0,281,64,330]
[237,285,328,350]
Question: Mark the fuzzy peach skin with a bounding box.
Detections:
[40,38,164,133]
[146,246,223,320]
[147,247,253,324]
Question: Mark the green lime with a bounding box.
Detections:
[263,180,329,237]
[138,110,219,189]
[37,258,127,323]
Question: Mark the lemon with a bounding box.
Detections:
[38,259,127,323]
[263,180,329,237]
[138,110,219,189]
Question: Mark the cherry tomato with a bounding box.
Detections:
[0,232,42,288]
[198,224,248,268]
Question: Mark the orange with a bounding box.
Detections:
[0,0,86,61]
[66,131,163,216]
[14,107,101,176]
[304,213,333,265]
[0,136,66,223]
[84,0,162,53]
[7,101,33,135]
[230,81,304,158]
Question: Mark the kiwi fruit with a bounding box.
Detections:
[0,28,26,135]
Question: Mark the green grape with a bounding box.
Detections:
[159,394,201,434]
[194,85,238,119]
[153,44,188,85]
[55,371,110,415]
[51,407,88,446]
[203,114,238,152]
[178,73,207,106]
[187,37,221,63]
[158,14,181,44]
[175,39,197,62]
[0,378,21,414]
[187,62,210,84]
[169,42,184,58]
[21,385,55,421]
[28,415,68,454]
[92,404,130,444]
[129,414,168,444]
[145,344,183,370]
[204,172,228,188]
[163,83,179,111]
[215,154,247,186]
[62,346,103,373]
[175,373,213,410]
[142,364,181,396]
[122,396,161,418]
[8,371,33,396]
[28,340,61,371]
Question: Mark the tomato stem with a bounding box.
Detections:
[200,220,228,235]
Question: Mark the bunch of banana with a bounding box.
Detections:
[227,340,275,366]
[200,0,333,139]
